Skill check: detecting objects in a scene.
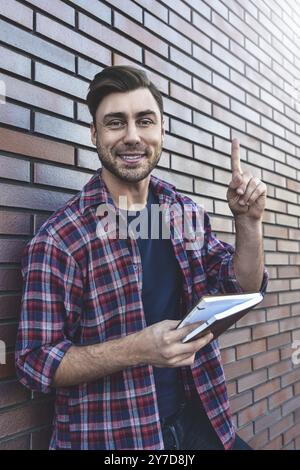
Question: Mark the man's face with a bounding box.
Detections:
[91,88,164,183]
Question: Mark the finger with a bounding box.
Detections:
[231,138,242,175]
[245,182,266,206]
[174,320,205,342]
[230,172,252,199]
[239,177,261,205]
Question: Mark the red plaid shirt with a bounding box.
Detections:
[16,169,267,449]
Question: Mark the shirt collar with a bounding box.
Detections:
[79,168,178,214]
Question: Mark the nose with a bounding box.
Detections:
[123,122,141,145]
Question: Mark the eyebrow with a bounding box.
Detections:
[103,109,158,121]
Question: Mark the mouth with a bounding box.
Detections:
[118,154,146,164]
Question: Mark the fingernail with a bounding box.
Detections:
[239,200,245,206]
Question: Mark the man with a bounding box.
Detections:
[16,66,267,450]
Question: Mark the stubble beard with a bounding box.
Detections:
[96,140,162,183]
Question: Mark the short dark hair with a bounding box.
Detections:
[86,65,164,124]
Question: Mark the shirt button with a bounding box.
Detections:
[133,264,138,271]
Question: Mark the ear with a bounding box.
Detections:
[161,119,165,141]
[90,122,97,146]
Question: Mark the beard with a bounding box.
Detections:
[95,140,162,183]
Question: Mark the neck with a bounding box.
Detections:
[101,168,150,210]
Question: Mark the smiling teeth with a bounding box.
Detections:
[120,155,143,160]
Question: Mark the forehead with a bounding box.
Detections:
[96,88,161,120]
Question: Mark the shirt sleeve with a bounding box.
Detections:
[203,212,268,295]
[15,231,83,394]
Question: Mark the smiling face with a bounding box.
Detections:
[90,88,165,183]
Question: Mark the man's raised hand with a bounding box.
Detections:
[227,138,267,220]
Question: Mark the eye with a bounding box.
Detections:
[107,120,125,129]
[138,118,153,127]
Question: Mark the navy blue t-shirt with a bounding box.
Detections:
[123,189,183,418]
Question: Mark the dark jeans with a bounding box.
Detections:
[161,399,252,450]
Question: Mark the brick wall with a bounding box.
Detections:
[0,0,299,450]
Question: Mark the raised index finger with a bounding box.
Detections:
[231,138,242,174]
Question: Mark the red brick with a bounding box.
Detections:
[0,268,22,292]
[0,0,33,29]
[252,321,279,340]
[237,369,268,393]
[224,358,252,381]
[219,328,251,350]
[0,128,74,165]
[230,391,252,413]
[0,210,30,237]
[239,400,268,428]
[0,239,27,264]
[267,333,291,349]
[269,386,293,410]
[254,408,281,434]
[0,401,54,440]
[266,305,290,321]
[254,378,280,401]
[269,414,294,440]
[283,422,300,446]
[237,339,266,360]
[31,427,52,450]
[262,435,283,450]
[0,352,15,379]
[282,396,300,416]
[0,294,22,321]
[268,359,292,380]
[237,422,254,441]
[0,381,29,408]
[220,347,236,364]
[253,350,280,370]
[279,292,300,306]
[0,435,29,450]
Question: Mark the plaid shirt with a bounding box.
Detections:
[16,169,267,450]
